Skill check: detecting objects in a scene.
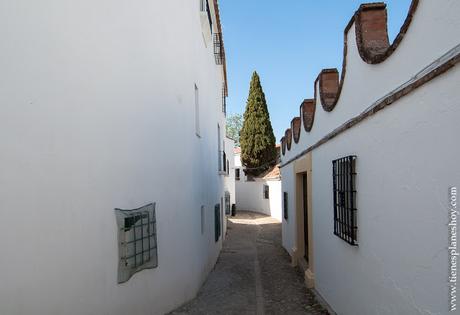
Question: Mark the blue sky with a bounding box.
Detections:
[219,0,412,142]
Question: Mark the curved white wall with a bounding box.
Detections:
[234,154,282,221]
[280,0,460,314]
[312,66,460,315]
[282,0,460,162]
[0,1,228,314]
[236,179,282,221]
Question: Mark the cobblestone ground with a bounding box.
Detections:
[169,211,329,315]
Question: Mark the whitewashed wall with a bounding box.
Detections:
[312,65,460,315]
[235,178,282,221]
[222,137,235,236]
[282,0,460,164]
[234,154,282,221]
[0,1,227,315]
[280,0,460,314]
[280,164,296,255]
[225,137,236,207]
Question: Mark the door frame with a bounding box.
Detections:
[293,153,315,288]
[302,173,309,262]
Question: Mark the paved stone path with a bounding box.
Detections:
[169,211,329,315]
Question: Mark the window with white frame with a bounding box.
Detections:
[115,203,158,283]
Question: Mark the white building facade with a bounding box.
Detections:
[0,1,232,314]
[222,136,236,235]
[279,1,460,314]
[234,148,283,221]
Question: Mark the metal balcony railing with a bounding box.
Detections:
[222,84,227,115]
[214,33,225,65]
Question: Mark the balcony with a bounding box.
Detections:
[214,33,225,65]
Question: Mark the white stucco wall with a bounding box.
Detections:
[312,66,460,315]
[280,164,296,256]
[235,152,242,167]
[279,1,460,314]
[282,0,460,163]
[0,1,228,315]
[234,154,282,221]
[222,137,236,236]
[236,178,282,221]
[225,137,236,206]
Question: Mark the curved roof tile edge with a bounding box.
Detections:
[285,128,292,151]
[291,117,301,144]
[281,0,419,156]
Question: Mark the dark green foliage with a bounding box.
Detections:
[240,71,277,176]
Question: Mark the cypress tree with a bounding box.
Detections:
[240,71,277,176]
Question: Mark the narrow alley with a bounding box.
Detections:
[170,212,329,315]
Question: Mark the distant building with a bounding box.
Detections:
[222,136,236,235]
[234,146,283,221]
[0,1,232,314]
[279,1,460,314]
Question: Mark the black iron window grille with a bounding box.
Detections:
[222,84,227,115]
[332,156,357,246]
[283,192,288,220]
[235,168,240,180]
[214,203,221,242]
[214,33,225,65]
[115,203,158,283]
[225,192,231,215]
[263,185,269,199]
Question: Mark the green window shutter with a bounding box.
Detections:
[283,192,288,220]
[215,204,221,242]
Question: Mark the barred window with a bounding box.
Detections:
[225,192,231,215]
[283,192,288,220]
[214,203,221,242]
[263,185,269,199]
[333,156,357,246]
[214,33,224,65]
[115,203,158,283]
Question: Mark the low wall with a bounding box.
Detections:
[236,179,282,221]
